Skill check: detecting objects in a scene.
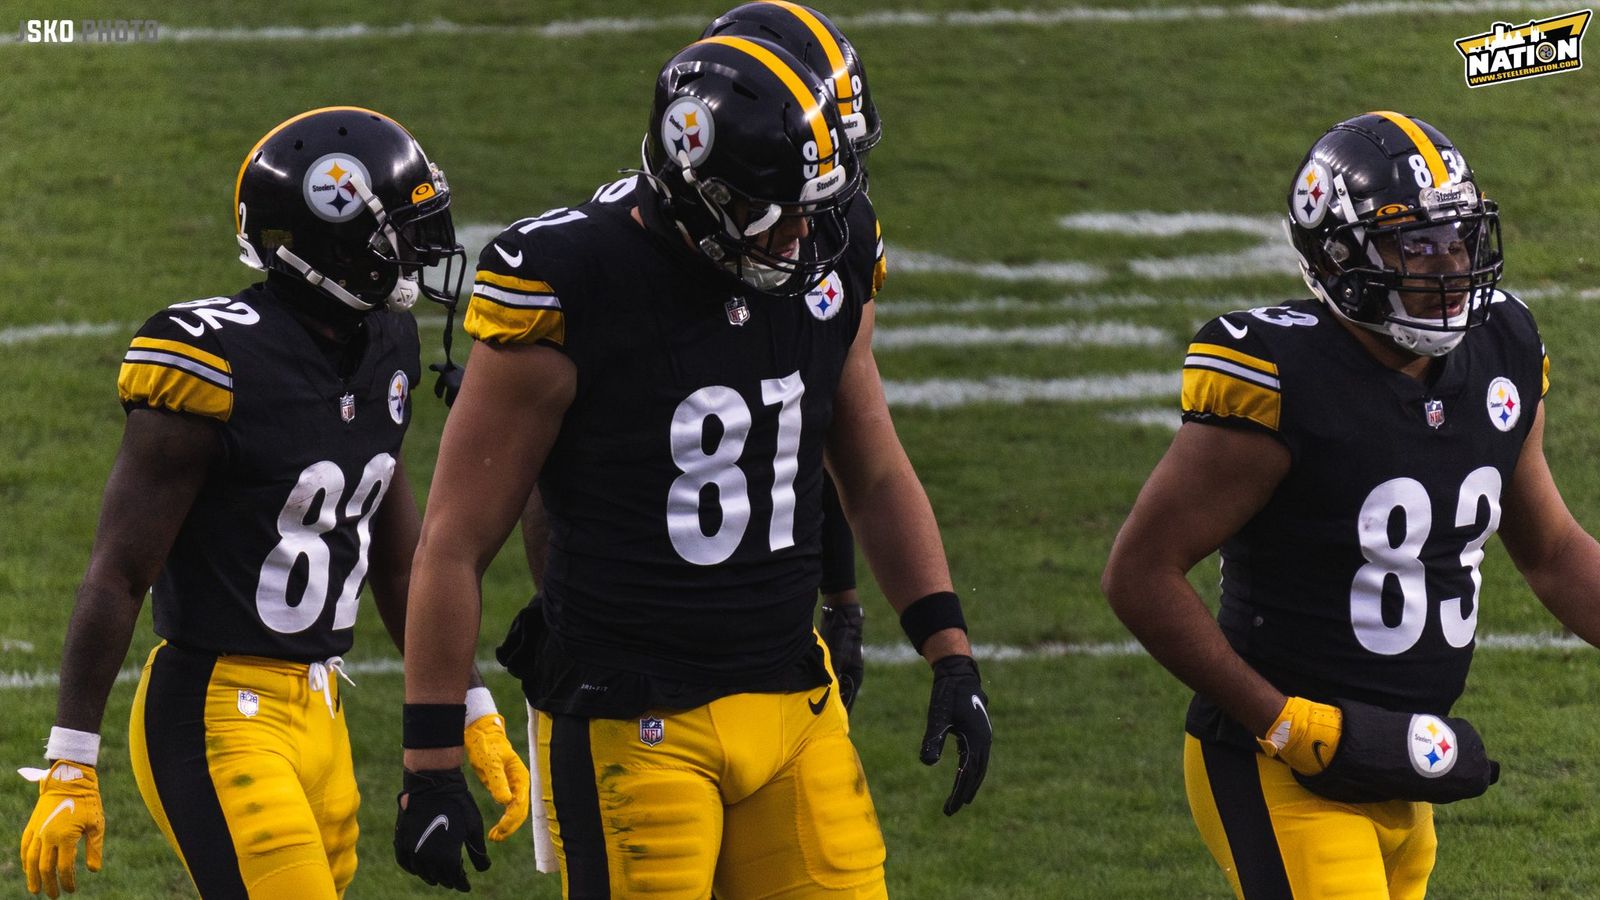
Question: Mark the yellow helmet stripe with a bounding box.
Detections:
[233,105,402,233]
[1370,110,1450,189]
[762,1,854,119]
[699,36,834,174]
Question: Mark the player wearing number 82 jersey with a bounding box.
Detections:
[18,108,530,900]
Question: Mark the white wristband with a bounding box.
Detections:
[45,727,100,767]
[465,687,499,726]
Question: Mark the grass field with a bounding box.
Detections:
[4,1,1600,896]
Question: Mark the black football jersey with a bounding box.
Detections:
[117,284,420,660]
[464,176,884,695]
[1180,295,1548,744]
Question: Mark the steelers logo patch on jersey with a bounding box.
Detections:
[1292,159,1333,227]
[388,369,409,425]
[1486,376,1522,431]
[302,153,374,223]
[805,271,846,321]
[662,97,715,168]
[1408,714,1458,777]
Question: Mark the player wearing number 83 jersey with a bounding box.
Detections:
[1104,111,1600,899]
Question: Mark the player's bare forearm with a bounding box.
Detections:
[1102,565,1285,736]
[836,459,954,614]
[1513,516,1600,645]
[369,459,421,654]
[54,408,217,734]
[55,581,145,734]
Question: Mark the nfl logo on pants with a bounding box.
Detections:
[639,716,664,747]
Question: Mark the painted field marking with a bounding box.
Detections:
[2,631,1591,689]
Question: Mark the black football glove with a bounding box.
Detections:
[920,655,992,816]
[395,768,490,892]
[430,361,464,407]
[1293,699,1500,804]
[820,604,864,711]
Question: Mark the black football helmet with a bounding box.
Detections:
[235,106,465,314]
[701,2,881,160]
[641,36,862,296]
[1286,110,1502,356]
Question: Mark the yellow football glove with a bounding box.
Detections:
[19,760,105,898]
[1257,696,1343,776]
[465,713,530,842]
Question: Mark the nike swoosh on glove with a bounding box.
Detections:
[819,604,864,712]
[1257,696,1343,776]
[920,655,993,816]
[464,713,531,842]
[395,768,490,892]
[19,760,104,898]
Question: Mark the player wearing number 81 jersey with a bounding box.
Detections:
[398,36,991,899]
[1104,112,1600,899]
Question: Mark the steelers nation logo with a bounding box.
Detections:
[303,153,374,223]
[661,96,715,168]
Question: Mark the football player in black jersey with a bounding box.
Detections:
[1104,111,1600,898]
[19,108,530,899]
[397,38,992,898]
[700,0,887,716]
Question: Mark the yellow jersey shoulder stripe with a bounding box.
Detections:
[1542,353,1550,397]
[464,295,566,347]
[118,361,234,422]
[1181,366,1281,431]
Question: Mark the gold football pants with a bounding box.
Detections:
[129,643,360,899]
[535,681,887,899]
[1184,734,1437,899]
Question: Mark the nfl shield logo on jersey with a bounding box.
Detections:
[339,392,356,423]
[237,689,260,718]
[1425,399,1445,429]
[639,716,664,747]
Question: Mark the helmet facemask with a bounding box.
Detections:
[678,156,858,296]
[1314,200,1502,356]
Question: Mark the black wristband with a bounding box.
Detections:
[403,703,467,749]
[899,591,967,653]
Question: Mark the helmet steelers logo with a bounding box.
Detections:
[805,271,846,321]
[303,153,373,223]
[662,96,715,168]
[388,370,409,425]
[1407,714,1458,778]
[1486,376,1521,431]
[1292,160,1333,227]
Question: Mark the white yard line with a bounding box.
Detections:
[883,372,1179,408]
[2,632,1591,688]
[873,322,1170,348]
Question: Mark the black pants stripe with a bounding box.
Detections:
[550,714,610,899]
[143,644,249,899]
[1200,740,1295,900]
